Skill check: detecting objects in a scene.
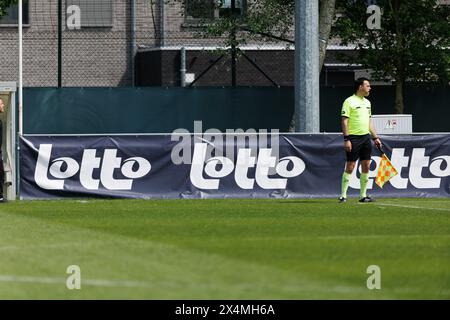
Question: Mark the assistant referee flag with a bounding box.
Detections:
[375,153,398,188]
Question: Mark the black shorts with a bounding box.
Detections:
[346,134,372,162]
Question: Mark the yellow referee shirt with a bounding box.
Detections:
[341,94,371,135]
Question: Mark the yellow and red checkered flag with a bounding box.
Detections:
[375,152,398,188]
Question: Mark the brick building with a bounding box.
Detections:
[1,1,448,87]
[0,0,156,87]
[0,0,356,87]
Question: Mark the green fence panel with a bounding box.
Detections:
[23,87,294,134]
[23,86,449,134]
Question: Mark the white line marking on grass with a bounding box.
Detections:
[0,275,155,288]
[316,234,450,240]
[0,241,110,252]
[376,203,450,212]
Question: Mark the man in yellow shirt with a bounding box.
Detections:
[340,78,382,203]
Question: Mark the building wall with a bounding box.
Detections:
[0,0,157,87]
[0,0,289,87]
[159,1,292,48]
[2,1,447,87]
[136,48,356,87]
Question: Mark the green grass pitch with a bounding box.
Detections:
[0,198,449,299]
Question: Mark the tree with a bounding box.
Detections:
[334,0,450,114]
[0,0,17,17]
[174,0,337,131]
[175,0,336,72]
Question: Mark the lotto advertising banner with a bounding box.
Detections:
[19,134,450,199]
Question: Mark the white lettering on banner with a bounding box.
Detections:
[190,143,305,190]
[429,156,450,177]
[80,149,101,189]
[32,143,450,192]
[255,149,291,189]
[235,149,256,189]
[349,148,450,189]
[35,144,66,190]
[49,157,80,179]
[389,148,409,189]
[100,150,133,190]
[409,148,441,188]
[34,144,151,190]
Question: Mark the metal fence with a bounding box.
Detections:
[0,0,303,88]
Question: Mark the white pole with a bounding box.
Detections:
[18,0,23,135]
[295,0,320,132]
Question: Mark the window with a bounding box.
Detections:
[66,0,113,27]
[186,0,246,22]
[0,0,29,25]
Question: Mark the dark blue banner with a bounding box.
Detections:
[19,134,450,199]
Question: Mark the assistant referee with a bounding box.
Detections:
[339,77,382,203]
